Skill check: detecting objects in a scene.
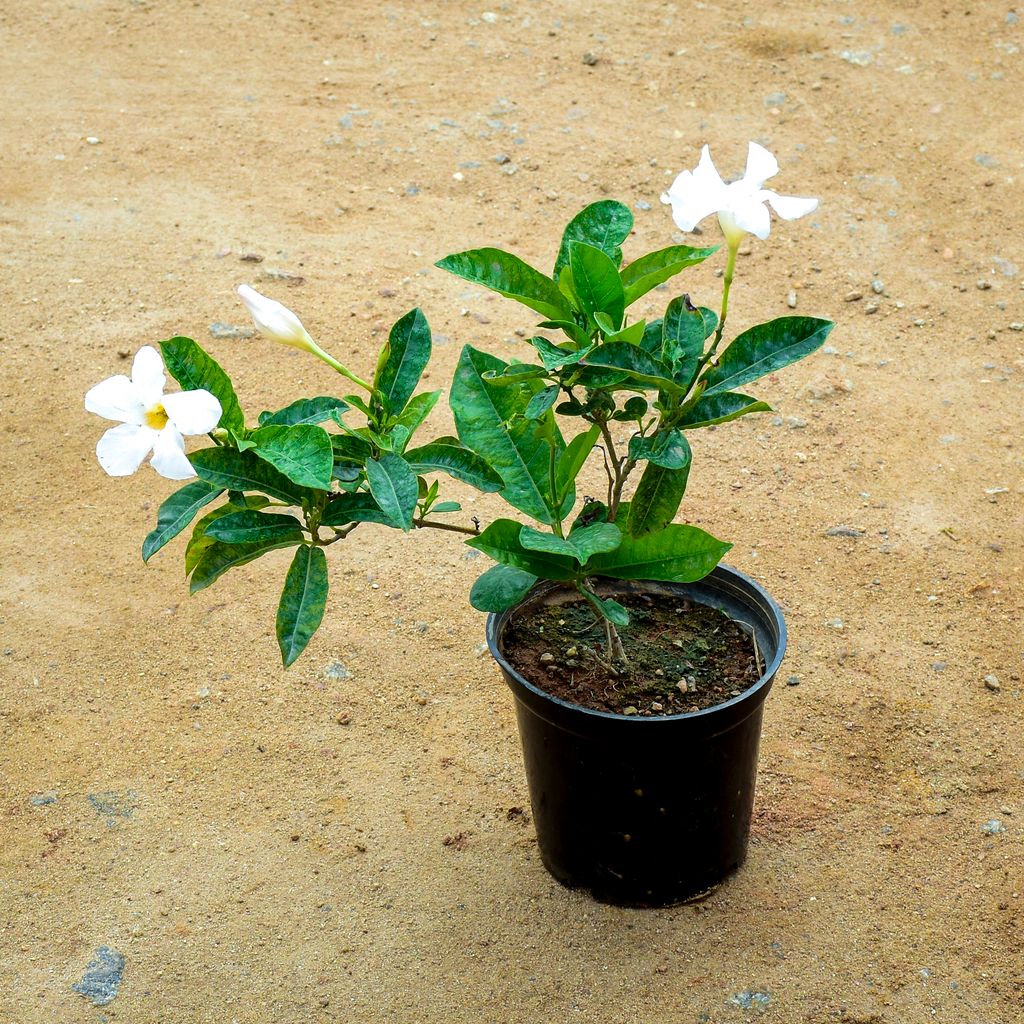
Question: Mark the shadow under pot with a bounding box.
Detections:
[486,564,787,907]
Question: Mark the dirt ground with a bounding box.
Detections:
[1,0,1022,1020]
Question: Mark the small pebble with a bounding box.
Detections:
[871,279,885,294]
[786,675,801,687]
[582,52,599,66]
[539,652,555,664]
[984,674,1001,692]
[844,290,863,302]
[982,819,1006,835]
[786,290,798,309]
[865,303,879,314]
[335,712,351,725]
[677,680,689,694]
[623,706,638,716]
[826,525,864,538]
[565,646,578,657]
[651,702,664,712]
[977,280,992,290]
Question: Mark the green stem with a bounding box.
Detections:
[548,442,564,538]
[700,240,738,372]
[412,517,481,536]
[308,342,373,393]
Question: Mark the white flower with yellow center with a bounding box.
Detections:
[661,142,818,247]
[85,346,222,479]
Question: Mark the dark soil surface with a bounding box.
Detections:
[502,593,761,715]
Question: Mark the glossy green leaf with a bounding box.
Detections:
[588,516,731,582]
[374,308,432,415]
[393,390,441,444]
[160,336,244,434]
[603,319,647,346]
[321,491,393,527]
[184,498,267,575]
[662,297,716,386]
[527,336,593,371]
[679,391,772,430]
[581,589,630,627]
[469,564,538,613]
[524,385,560,421]
[567,522,623,562]
[258,396,349,428]
[191,447,317,506]
[431,501,461,514]
[553,200,633,277]
[404,437,503,492]
[205,509,305,544]
[330,432,372,465]
[612,396,648,422]
[365,453,418,531]
[582,342,680,393]
[702,316,835,396]
[189,536,299,594]
[249,424,334,490]
[466,519,576,580]
[536,319,590,346]
[450,345,564,524]
[639,317,664,355]
[142,481,223,562]
[555,424,600,498]
[436,248,569,321]
[276,546,329,668]
[626,461,691,537]
[628,428,692,469]
[620,244,719,306]
[569,241,625,330]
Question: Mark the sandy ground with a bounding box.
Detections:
[2,0,1022,1020]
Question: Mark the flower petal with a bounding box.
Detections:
[724,194,772,239]
[162,389,222,435]
[96,423,157,476]
[742,142,779,188]
[131,346,167,408]
[85,374,146,425]
[762,190,819,221]
[237,284,315,351]
[150,426,196,480]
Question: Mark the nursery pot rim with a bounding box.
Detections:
[485,564,787,726]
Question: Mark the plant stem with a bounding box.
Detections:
[698,240,739,373]
[412,517,481,536]
[603,618,629,667]
[308,342,373,393]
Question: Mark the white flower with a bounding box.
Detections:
[237,284,316,351]
[661,142,818,247]
[85,346,222,480]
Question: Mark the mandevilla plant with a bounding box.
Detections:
[87,141,832,670]
[437,141,832,664]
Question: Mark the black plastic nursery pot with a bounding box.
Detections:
[486,565,787,907]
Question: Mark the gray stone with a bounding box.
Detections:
[324,660,351,681]
[825,525,864,538]
[30,792,58,806]
[208,322,255,340]
[730,990,771,1010]
[982,819,1005,834]
[984,674,1001,691]
[72,947,125,1006]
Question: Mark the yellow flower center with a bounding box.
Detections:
[145,403,169,430]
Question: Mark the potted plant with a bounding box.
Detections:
[86,140,830,907]
[433,141,831,904]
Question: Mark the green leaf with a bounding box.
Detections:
[393,390,441,446]
[249,424,334,490]
[702,316,835,396]
[330,432,372,465]
[582,342,680,393]
[276,546,329,668]
[628,428,692,469]
[567,522,623,562]
[431,501,461,513]
[365,453,418,531]
[611,395,649,422]
[189,536,300,594]
[142,481,223,562]
[662,297,716,386]
[469,564,539,613]
[527,336,594,371]
[466,519,577,580]
[524,385,560,420]
[536,319,590,346]
[603,319,647,346]
[184,498,267,575]
[639,317,664,355]
[205,509,305,544]
[555,424,600,498]
[679,391,772,430]
[518,525,580,560]
[568,241,625,330]
[553,200,633,277]
[190,447,317,506]
[374,308,432,415]
[160,336,244,434]
[403,437,503,492]
[450,345,564,524]
[321,491,393,527]
[258,396,349,427]
[620,244,718,306]
[626,461,691,537]
[436,248,569,321]
[581,589,630,627]
[588,517,731,582]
